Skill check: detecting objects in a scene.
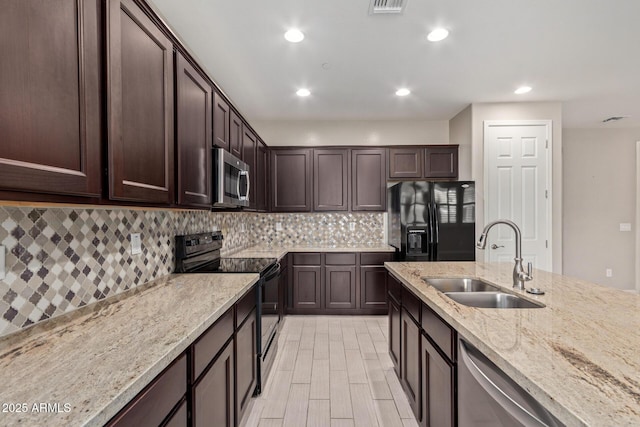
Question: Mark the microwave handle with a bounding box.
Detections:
[239,170,250,201]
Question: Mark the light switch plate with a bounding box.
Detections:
[276,222,283,231]
[620,223,632,232]
[131,233,142,255]
[606,268,613,277]
[349,222,356,231]
[0,245,5,280]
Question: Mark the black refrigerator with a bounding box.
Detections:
[387,181,476,261]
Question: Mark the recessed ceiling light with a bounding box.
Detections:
[395,88,411,97]
[514,86,532,94]
[427,28,449,42]
[296,88,311,97]
[284,29,304,43]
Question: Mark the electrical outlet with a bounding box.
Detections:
[212,225,218,231]
[0,245,5,280]
[349,222,356,231]
[620,223,632,232]
[606,268,613,278]
[240,223,246,232]
[131,233,142,255]
[276,222,283,231]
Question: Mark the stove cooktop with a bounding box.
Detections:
[191,257,278,275]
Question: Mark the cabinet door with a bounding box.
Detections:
[213,93,230,151]
[243,127,257,209]
[229,110,243,159]
[421,334,455,427]
[401,308,421,421]
[352,149,387,211]
[256,142,269,212]
[271,149,313,212]
[175,52,211,207]
[389,148,423,179]
[389,297,401,377]
[424,146,458,179]
[107,0,174,203]
[164,401,187,427]
[292,265,322,309]
[194,342,234,427]
[0,0,101,197]
[314,149,349,211]
[360,266,388,311]
[236,309,257,422]
[325,266,356,309]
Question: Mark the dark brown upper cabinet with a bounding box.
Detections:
[229,110,243,159]
[0,0,101,197]
[213,92,230,151]
[351,148,387,211]
[175,52,212,208]
[313,149,349,211]
[270,149,313,212]
[107,0,174,204]
[424,145,458,179]
[242,127,257,209]
[256,141,269,212]
[389,148,423,179]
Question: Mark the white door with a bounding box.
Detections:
[484,121,552,271]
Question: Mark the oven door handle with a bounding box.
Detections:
[263,262,281,281]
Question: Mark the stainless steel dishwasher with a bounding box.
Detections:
[458,339,564,427]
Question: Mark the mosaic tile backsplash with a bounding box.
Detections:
[0,207,384,337]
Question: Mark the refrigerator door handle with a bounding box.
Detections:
[432,203,439,243]
[426,202,433,244]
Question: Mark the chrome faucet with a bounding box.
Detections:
[476,219,532,290]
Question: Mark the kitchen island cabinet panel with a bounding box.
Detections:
[107,0,174,204]
[175,52,211,208]
[389,296,402,377]
[194,341,235,427]
[0,0,101,197]
[107,354,187,427]
[236,308,257,422]
[421,333,455,427]
[401,308,422,421]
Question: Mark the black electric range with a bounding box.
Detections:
[174,231,281,395]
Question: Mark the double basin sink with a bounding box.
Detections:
[423,278,544,309]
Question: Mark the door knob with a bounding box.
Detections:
[490,244,504,250]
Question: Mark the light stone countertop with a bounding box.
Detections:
[227,243,395,260]
[0,273,259,427]
[384,261,640,427]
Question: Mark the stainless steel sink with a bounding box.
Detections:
[444,292,544,309]
[423,277,501,293]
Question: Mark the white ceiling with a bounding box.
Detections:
[149,0,640,128]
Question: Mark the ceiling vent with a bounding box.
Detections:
[369,0,407,14]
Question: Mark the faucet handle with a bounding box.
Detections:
[526,262,533,280]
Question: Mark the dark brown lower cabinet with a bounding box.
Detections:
[292,265,322,310]
[421,334,455,427]
[360,266,388,311]
[164,401,187,427]
[325,266,357,309]
[194,340,235,427]
[236,308,257,422]
[401,308,422,421]
[107,354,187,427]
[389,296,402,377]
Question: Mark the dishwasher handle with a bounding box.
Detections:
[459,340,555,427]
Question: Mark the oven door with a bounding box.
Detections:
[213,148,250,207]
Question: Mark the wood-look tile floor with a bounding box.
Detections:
[242,316,419,427]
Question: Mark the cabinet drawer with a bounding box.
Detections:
[108,354,186,427]
[236,287,257,327]
[422,303,456,361]
[402,287,421,324]
[325,253,356,265]
[360,252,393,265]
[292,253,321,265]
[388,275,402,304]
[193,309,234,380]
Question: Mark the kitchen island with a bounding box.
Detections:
[385,261,640,426]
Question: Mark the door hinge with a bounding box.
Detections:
[545,240,548,248]
[545,139,549,148]
[545,190,548,199]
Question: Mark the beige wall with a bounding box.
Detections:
[449,105,472,180]
[563,128,638,290]
[470,102,563,272]
[252,119,449,147]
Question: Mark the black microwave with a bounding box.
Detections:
[213,148,250,208]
